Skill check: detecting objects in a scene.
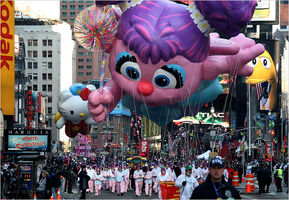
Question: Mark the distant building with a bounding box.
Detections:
[15,16,76,146]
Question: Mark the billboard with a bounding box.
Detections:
[5,129,51,151]
[251,0,279,24]
[1,0,15,115]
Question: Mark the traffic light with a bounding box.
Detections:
[230,128,235,136]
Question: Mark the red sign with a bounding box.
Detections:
[140,140,149,158]
[26,90,32,129]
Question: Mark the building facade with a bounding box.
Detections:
[15,17,76,146]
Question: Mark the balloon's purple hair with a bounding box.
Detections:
[96,0,257,64]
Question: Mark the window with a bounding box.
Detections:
[42,40,47,46]
[42,85,47,91]
[33,73,38,80]
[28,51,32,57]
[28,39,32,46]
[27,62,32,69]
[48,85,52,92]
[48,97,52,103]
[70,19,74,23]
[42,73,47,80]
[48,40,52,46]
[87,52,92,56]
[33,85,37,91]
[48,62,52,69]
[78,5,84,10]
[48,107,52,114]
[42,51,47,57]
[78,59,84,62]
[70,12,75,17]
[48,73,52,80]
[280,26,288,29]
[27,74,32,81]
[78,52,84,56]
[62,12,67,17]
[33,51,38,57]
[87,65,92,69]
[78,72,84,76]
[78,65,84,69]
[42,62,47,69]
[33,40,37,46]
[33,62,38,69]
[82,81,88,84]
[61,5,67,10]
[86,72,92,76]
[78,45,84,49]
[86,59,92,62]
[48,51,52,57]
[70,5,75,10]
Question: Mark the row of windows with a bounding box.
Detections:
[27,73,52,81]
[27,62,52,69]
[42,73,53,80]
[78,59,92,62]
[27,51,52,58]
[77,52,92,56]
[32,84,53,92]
[28,39,53,46]
[78,65,92,69]
[78,72,92,76]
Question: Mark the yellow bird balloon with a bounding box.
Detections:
[246,50,278,110]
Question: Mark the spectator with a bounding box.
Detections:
[78,165,90,199]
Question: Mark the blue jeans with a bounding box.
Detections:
[51,186,63,199]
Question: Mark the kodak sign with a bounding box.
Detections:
[1,0,15,115]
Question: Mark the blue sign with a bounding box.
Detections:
[8,135,48,151]
[110,100,131,116]
[19,164,33,190]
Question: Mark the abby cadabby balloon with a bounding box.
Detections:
[75,0,265,125]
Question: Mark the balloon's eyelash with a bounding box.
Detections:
[115,55,137,73]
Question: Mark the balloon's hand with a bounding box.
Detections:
[88,89,115,122]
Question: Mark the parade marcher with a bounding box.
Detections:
[173,162,182,177]
[191,158,241,199]
[102,165,110,190]
[165,163,172,181]
[144,166,153,196]
[87,165,95,193]
[36,171,49,200]
[133,165,144,197]
[123,164,130,193]
[175,165,199,200]
[78,165,90,199]
[157,166,170,199]
[152,163,160,193]
[93,168,104,196]
[273,165,283,192]
[108,166,116,193]
[116,165,125,196]
[129,166,135,191]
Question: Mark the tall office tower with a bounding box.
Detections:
[60,0,111,84]
[15,16,76,147]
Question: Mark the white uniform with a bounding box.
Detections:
[175,174,199,200]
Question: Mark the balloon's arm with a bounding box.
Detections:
[55,113,65,129]
[203,34,265,81]
[103,79,124,113]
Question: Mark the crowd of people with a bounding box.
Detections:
[1,153,288,199]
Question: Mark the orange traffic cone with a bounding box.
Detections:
[57,189,61,200]
[50,195,54,200]
[33,193,37,200]
[246,182,251,193]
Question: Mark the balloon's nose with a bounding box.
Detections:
[137,81,154,96]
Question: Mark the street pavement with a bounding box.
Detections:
[63,179,288,200]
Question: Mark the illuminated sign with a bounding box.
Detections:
[140,140,149,158]
[26,91,33,129]
[5,129,51,151]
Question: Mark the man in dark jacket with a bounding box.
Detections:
[78,165,90,199]
[256,164,266,194]
[263,163,272,193]
[191,157,241,199]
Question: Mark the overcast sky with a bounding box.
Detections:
[15,0,60,20]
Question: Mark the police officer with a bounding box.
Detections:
[191,157,241,199]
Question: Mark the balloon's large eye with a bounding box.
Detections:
[153,65,185,89]
[116,52,141,81]
[247,57,259,68]
[260,57,271,69]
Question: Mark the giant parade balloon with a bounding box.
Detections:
[54,83,97,138]
[75,0,265,125]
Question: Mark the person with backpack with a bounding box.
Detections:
[50,167,63,199]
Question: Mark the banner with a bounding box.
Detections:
[140,140,149,158]
[1,0,15,115]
